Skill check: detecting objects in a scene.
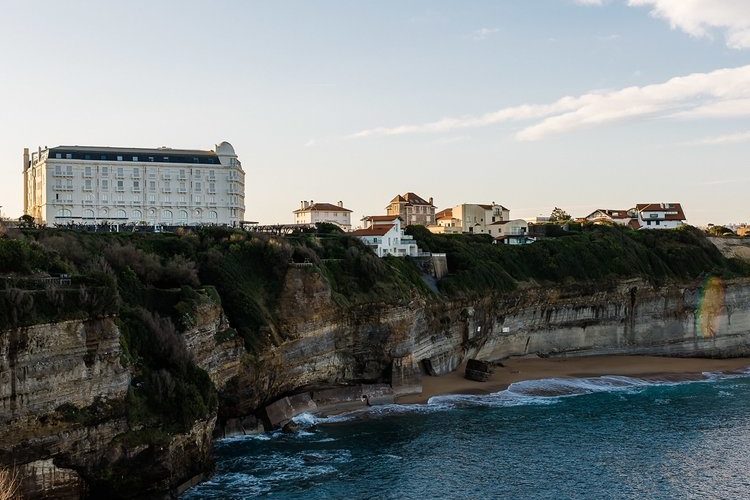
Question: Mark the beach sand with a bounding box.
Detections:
[395,356,750,404]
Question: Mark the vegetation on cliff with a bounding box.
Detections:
[1,223,748,438]
[407,224,750,296]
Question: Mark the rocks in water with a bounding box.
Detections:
[465,359,493,382]
[282,420,301,434]
[263,393,318,429]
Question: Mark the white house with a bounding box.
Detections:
[488,219,532,244]
[584,209,635,226]
[23,141,245,227]
[351,217,420,257]
[428,203,509,235]
[294,201,352,231]
[634,203,686,229]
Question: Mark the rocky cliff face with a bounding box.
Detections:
[4,268,750,497]
[222,271,750,416]
[0,303,234,499]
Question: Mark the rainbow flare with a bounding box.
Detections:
[696,276,726,339]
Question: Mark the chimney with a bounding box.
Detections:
[429,197,433,205]
[300,201,305,210]
[23,148,30,216]
[338,201,343,208]
[23,148,29,171]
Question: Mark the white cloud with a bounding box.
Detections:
[350,65,750,141]
[575,0,604,5]
[695,130,750,145]
[304,139,316,147]
[625,0,750,49]
[470,28,499,41]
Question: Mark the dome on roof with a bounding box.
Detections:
[215,141,236,156]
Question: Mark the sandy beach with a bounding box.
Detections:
[395,356,750,404]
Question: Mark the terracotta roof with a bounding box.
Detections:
[363,215,401,222]
[435,208,453,220]
[628,219,641,230]
[477,204,508,211]
[350,224,395,237]
[635,203,686,221]
[294,202,352,214]
[585,209,632,220]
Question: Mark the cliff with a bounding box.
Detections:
[2,225,749,497]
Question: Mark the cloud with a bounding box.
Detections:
[350,65,750,141]
[470,28,499,41]
[304,139,316,147]
[583,0,750,49]
[695,130,750,145]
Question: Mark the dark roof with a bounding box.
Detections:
[585,209,633,220]
[363,215,401,222]
[294,202,352,213]
[390,195,406,203]
[635,203,686,221]
[477,203,509,211]
[351,224,395,236]
[47,145,222,165]
[403,192,433,206]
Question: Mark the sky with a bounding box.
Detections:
[1,0,749,226]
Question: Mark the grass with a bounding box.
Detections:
[0,467,19,500]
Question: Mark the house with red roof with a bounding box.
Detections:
[634,203,686,229]
[294,200,352,231]
[584,209,635,226]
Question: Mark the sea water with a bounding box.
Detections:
[184,370,750,499]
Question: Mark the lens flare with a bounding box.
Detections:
[697,277,725,339]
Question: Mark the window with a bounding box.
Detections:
[116,209,126,219]
[102,179,109,190]
[195,182,202,192]
[149,194,156,203]
[163,209,173,219]
[117,180,124,191]
[84,179,92,191]
[116,167,124,178]
[66,165,73,175]
[133,168,140,177]
[149,181,156,191]
[84,209,94,219]
[133,209,142,220]
[65,153,72,159]
[133,180,140,190]
[54,165,62,175]
[101,155,108,161]
[102,166,109,175]
[209,170,215,179]
[102,194,109,202]
[178,210,188,220]
[117,156,123,161]
[195,195,201,203]
[133,156,138,162]
[179,169,186,179]
[55,153,62,159]
[208,211,218,220]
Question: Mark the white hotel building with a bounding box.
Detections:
[23,141,245,227]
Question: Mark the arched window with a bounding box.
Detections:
[83,209,95,219]
[209,211,218,220]
[163,209,173,219]
[56,208,72,218]
[116,209,127,219]
[132,209,143,220]
[178,210,188,220]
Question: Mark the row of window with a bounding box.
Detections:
[53,164,222,179]
[55,208,226,220]
[52,151,221,165]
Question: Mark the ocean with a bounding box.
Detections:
[183,370,750,499]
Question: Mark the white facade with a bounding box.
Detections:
[635,203,686,230]
[293,201,352,231]
[23,141,245,227]
[489,219,532,244]
[352,218,420,257]
[452,203,510,234]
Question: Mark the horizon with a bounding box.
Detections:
[2,1,749,226]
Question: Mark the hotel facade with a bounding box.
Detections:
[23,141,245,227]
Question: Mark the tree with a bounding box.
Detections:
[706,225,734,237]
[549,207,572,222]
[18,214,35,228]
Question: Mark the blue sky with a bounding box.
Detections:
[1,0,749,225]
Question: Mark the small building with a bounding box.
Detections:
[294,200,352,231]
[351,216,420,257]
[428,203,510,235]
[386,192,436,226]
[584,209,635,226]
[489,219,532,245]
[427,208,462,234]
[361,214,402,227]
[634,203,686,230]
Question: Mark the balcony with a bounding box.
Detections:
[162,188,172,193]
